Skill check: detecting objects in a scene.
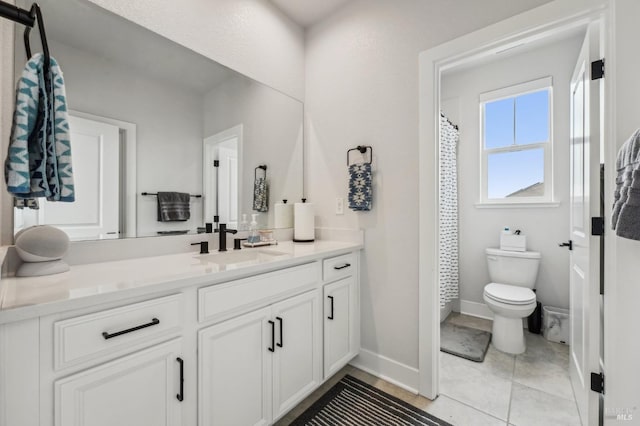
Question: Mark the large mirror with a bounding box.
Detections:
[11,0,304,241]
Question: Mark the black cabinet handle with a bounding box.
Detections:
[328,296,334,320]
[334,263,351,270]
[102,318,160,340]
[268,320,275,352]
[176,357,184,402]
[276,317,283,348]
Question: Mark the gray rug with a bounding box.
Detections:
[291,375,452,425]
[440,322,492,362]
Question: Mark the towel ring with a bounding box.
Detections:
[255,165,267,180]
[347,145,372,166]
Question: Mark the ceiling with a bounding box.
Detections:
[18,0,235,93]
[270,0,352,28]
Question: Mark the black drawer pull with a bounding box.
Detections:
[102,318,160,340]
[334,263,351,270]
[268,320,275,352]
[176,357,184,402]
[328,296,334,320]
[276,317,283,348]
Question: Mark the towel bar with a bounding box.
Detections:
[141,192,202,198]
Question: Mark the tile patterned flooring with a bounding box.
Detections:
[277,313,581,426]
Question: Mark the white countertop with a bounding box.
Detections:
[0,240,361,324]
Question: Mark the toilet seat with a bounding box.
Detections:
[484,283,536,305]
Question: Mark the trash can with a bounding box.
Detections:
[542,306,570,344]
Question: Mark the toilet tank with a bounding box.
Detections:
[485,248,541,288]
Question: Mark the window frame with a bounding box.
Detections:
[478,76,555,207]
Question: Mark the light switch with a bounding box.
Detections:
[336,197,344,215]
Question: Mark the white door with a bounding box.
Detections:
[55,339,183,426]
[39,115,120,240]
[199,306,272,426]
[271,290,322,420]
[568,23,602,425]
[323,276,358,379]
[203,125,243,228]
[218,144,239,227]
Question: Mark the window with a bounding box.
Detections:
[479,77,553,205]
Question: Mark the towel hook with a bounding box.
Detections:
[347,145,373,166]
[254,164,267,180]
[23,3,50,74]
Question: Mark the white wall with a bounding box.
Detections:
[87,0,305,101]
[441,35,583,311]
[203,75,304,229]
[305,0,552,373]
[606,0,640,422]
[48,41,205,236]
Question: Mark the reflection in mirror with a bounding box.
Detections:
[11,0,303,241]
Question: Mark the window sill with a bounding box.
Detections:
[474,201,561,209]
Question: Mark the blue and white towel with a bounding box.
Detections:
[5,53,74,202]
[348,163,372,211]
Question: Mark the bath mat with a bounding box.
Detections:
[440,322,491,362]
[290,375,452,426]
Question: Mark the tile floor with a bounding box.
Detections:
[277,312,581,426]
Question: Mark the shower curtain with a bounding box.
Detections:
[439,114,459,308]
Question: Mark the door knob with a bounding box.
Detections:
[558,240,573,250]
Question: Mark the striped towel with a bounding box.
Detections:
[157,192,191,222]
[348,163,372,211]
[5,53,74,202]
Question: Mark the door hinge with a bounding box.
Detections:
[213,160,219,167]
[591,372,604,394]
[591,59,605,80]
[591,217,605,236]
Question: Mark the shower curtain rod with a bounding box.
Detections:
[440,112,459,130]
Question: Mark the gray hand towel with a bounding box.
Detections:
[157,192,190,222]
[612,129,640,240]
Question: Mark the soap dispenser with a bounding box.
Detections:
[248,214,260,243]
[239,214,249,231]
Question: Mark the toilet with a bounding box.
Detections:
[483,248,541,354]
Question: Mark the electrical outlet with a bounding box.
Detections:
[336,197,344,215]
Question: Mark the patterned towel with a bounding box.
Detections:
[349,163,372,211]
[5,53,74,202]
[253,177,268,212]
[157,192,190,222]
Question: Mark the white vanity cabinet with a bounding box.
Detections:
[0,247,361,426]
[199,290,321,426]
[322,253,359,379]
[54,338,184,426]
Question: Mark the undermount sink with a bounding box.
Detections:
[194,249,290,269]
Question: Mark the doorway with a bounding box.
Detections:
[418,4,609,426]
[203,125,243,229]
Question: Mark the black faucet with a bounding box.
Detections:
[191,241,209,254]
[216,223,238,252]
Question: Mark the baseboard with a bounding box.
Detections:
[349,348,419,394]
[459,299,494,320]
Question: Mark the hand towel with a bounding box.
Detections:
[4,53,74,202]
[348,162,372,211]
[253,177,269,212]
[612,129,640,240]
[157,192,191,222]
